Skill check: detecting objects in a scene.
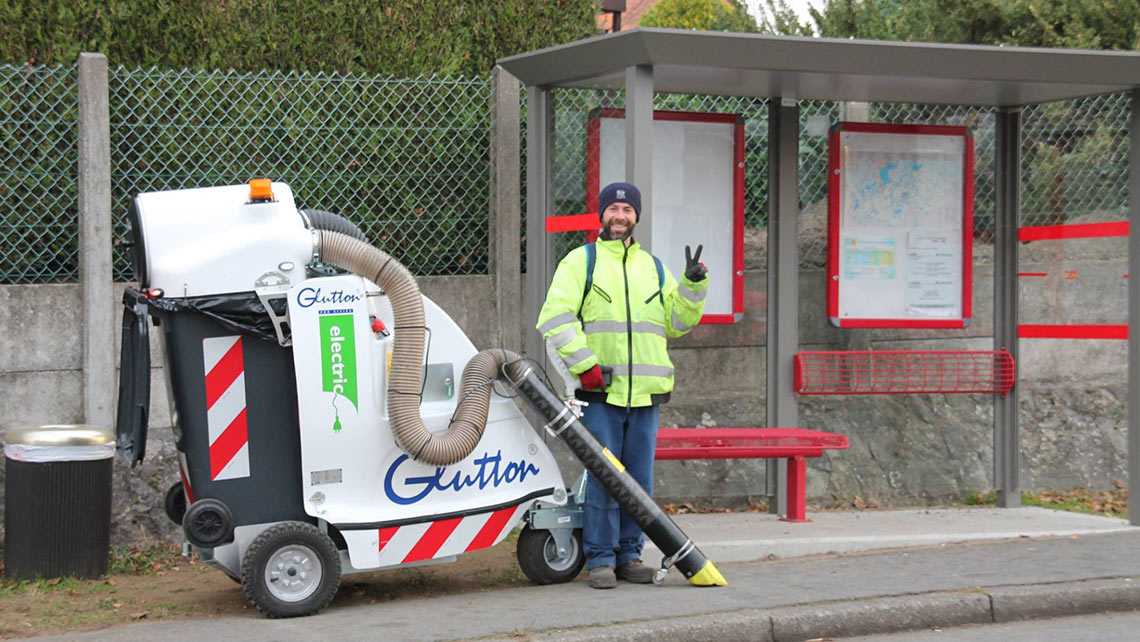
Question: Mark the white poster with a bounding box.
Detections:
[905,231,961,317]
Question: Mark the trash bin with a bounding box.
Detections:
[4,425,114,580]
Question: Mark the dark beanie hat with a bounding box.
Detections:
[598,182,641,221]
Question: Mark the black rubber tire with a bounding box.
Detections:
[163,481,188,526]
[516,526,585,585]
[182,498,234,548]
[241,521,341,618]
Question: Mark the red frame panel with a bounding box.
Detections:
[827,122,974,329]
[1018,221,1128,242]
[1018,324,1129,340]
[579,108,746,325]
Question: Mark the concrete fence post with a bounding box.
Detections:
[78,52,114,428]
[489,66,522,353]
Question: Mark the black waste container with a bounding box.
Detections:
[4,425,114,580]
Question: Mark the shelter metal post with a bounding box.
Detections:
[994,107,1022,508]
[625,65,654,252]
[524,85,556,362]
[1130,89,1140,526]
[766,98,800,517]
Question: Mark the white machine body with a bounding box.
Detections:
[133,182,313,297]
[287,273,565,570]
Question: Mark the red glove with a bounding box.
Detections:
[579,365,606,391]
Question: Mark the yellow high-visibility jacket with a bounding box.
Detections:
[536,238,708,408]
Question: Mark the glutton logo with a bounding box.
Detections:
[319,310,357,431]
[297,287,361,308]
[384,451,540,505]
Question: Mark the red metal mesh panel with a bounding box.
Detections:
[794,350,1015,395]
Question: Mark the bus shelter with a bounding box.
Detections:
[497,29,1140,523]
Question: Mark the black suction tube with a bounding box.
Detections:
[503,359,726,587]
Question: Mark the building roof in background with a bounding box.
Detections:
[597,0,662,33]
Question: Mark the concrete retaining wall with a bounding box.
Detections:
[0,260,1129,548]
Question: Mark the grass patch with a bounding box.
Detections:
[951,484,1128,519]
[108,542,186,575]
[961,490,997,506]
[1022,482,1129,519]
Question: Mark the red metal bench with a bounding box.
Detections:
[655,428,849,522]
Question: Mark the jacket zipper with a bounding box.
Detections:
[622,245,633,411]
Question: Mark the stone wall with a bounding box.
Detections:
[0,259,1130,548]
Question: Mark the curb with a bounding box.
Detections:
[479,577,1140,641]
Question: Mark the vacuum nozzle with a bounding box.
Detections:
[687,560,728,587]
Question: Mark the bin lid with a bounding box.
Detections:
[4,424,115,447]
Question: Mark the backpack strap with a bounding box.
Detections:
[653,255,665,292]
[577,242,596,319]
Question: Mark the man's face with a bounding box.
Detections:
[601,202,637,241]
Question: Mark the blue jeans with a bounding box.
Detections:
[580,401,659,570]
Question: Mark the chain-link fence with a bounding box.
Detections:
[546,91,1129,269]
[1,64,77,283]
[0,60,1132,283]
[1021,92,1131,228]
[110,68,492,280]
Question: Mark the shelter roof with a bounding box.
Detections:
[497,28,1140,107]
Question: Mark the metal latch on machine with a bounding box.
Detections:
[255,270,294,347]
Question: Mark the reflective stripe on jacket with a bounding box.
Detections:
[536,238,708,408]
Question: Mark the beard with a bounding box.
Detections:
[600,219,635,242]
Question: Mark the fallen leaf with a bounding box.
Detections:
[130,611,150,620]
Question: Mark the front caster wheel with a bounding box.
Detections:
[516,526,585,585]
[241,521,341,618]
[163,481,187,525]
[182,498,233,548]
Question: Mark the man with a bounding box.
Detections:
[536,182,708,589]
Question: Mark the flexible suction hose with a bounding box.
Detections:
[301,209,369,243]
[318,230,514,466]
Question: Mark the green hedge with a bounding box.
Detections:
[1,0,596,76]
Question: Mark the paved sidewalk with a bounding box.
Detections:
[645,505,1138,561]
[27,507,1140,642]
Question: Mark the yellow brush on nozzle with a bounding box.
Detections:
[688,560,728,586]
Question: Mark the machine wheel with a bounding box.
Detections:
[516,526,585,585]
[182,498,234,548]
[164,481,188,525]
[241,521,341,618]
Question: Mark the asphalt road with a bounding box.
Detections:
[842,611,1140,641]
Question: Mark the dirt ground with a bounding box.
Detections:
[0,536,531,638]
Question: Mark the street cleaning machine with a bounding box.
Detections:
[115,180,725,618]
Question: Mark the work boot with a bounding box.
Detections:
[615,559,655,584]
[587,566,617,589]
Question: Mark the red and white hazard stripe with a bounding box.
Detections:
[202,336,250,481]
[375,504,528,567]
[177,450,195,503]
